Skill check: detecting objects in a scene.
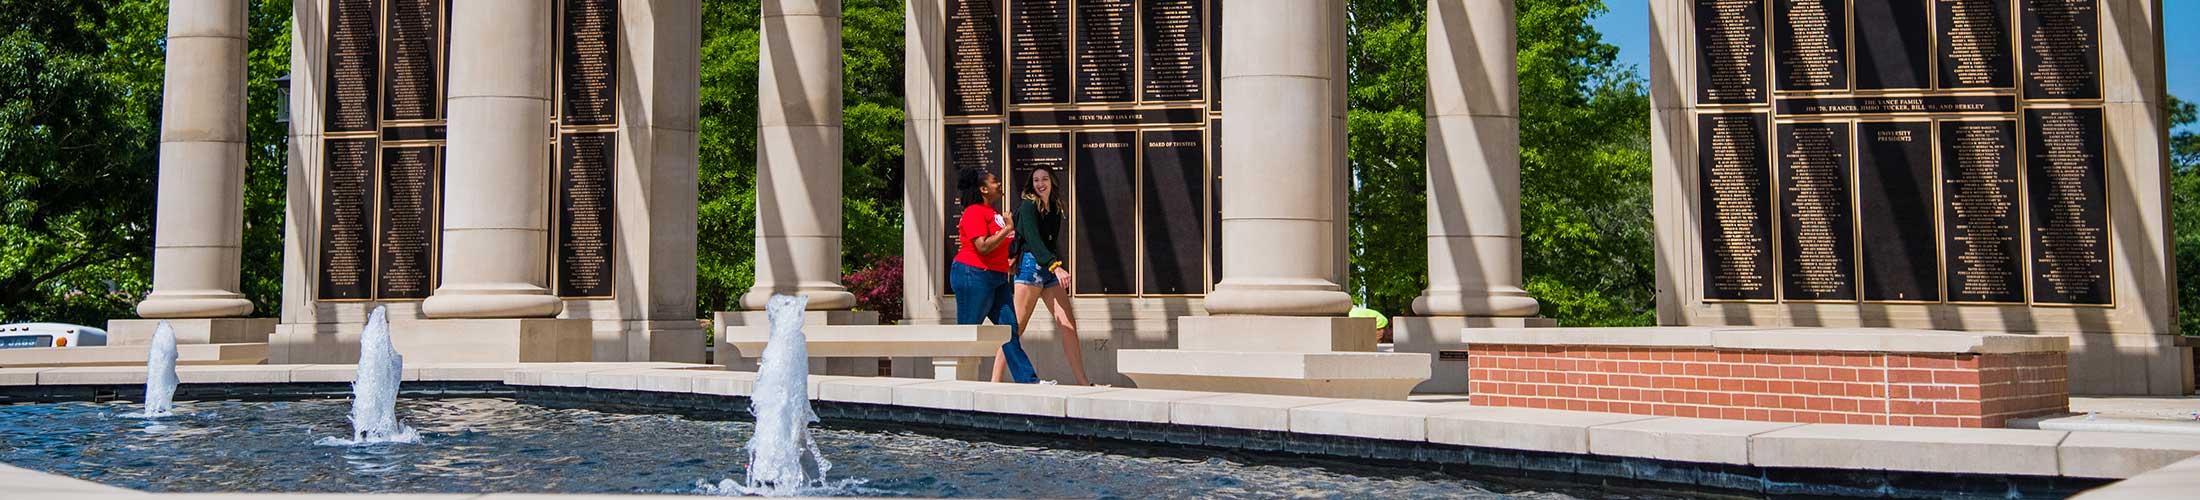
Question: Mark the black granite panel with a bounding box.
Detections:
[1939,119,2025,303]
[1141,130,1204,294]
[1776,95,2017,115]
[947,0,1003,116]
[943,123,1004,282]
[1209,119,1221,288]
[1774,0,1849,92]
[1141,0,1203,102]
[381,125,448,142]
[1936,0,2015,89]
[1777,121,1856,301]
[1074,132,1138,294]
[1076,0,1137,103]
[1698,113,1776,300]
[1009,108,1205,127]
[2020,0,2100,100]
[1209,0,1222,110]
[318,137,377,301]
[1009,132,1070,252]
[1010,0,1071,105]
[1696,0,1769,104]
[325,0,379,133]
[561,0,619,126]
[556,132,616,298]
[1853,0,1932,90]
[1855,121,1938,302]
[382,0,443,122]
[2024,107,2108,305]
[376,146,439,300]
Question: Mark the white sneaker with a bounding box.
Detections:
[1039,380,1059,385]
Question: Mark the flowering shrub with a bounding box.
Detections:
[843,256,903,324]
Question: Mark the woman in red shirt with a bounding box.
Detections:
[951,167,1037,383]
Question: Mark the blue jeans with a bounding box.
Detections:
[950,262,1038,383]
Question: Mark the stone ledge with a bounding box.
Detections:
[1426,407,1655,454]
[972,384,1120,417]
[1749,424,2067,476]
[1586,417,1804,465]
[0,343,268,368]
[1065,388,1226,424]
[1170,393,1335,432]
[1288,400,1463,441]
[2072,455,2200,499]
[720,324,1009,359]
[1118,350,1431,400]
[816,376,936,405]
[1464,326,2068,354]
[2056,431,2200,479]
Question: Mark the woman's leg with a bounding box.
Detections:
[951,263,1007,382]
[991,274,1039,383]
[1040,286,1089,385]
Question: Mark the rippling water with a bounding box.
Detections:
[0,398,1685,499]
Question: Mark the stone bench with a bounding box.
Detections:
[0,343,268,368]
[719,324,1011,381]
[1462,327,2070,428]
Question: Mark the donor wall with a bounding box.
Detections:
[1650,0,2189,394]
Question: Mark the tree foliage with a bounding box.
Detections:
[1346,0,1654,326]
[2171,95,2198,336]
[0,1,292,325]
[699,0,905,315]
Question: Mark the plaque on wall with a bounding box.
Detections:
[1776,121,1856,301]
[376,146,439,300]
[1939,119,2024,303]
[1776,95,2016,115]
[1074,132,1137,295]
[1855,121,1938,302]
[1852,0,1931,90]
[1009,132,1070,198]
[1209,119,1221,287]
[1209,0,1222,110]
[947,0,1003,116]
[1076,0,1136,103]
[1140,0,1204,102]
[2019,0,2100,100]
[382,0,443,122]
[1698,113,1776,301]
[2024,107,2108,305]
[556,132,617,298]
[1141,130,1205,294]
[1010,0,1070,105]
[1010,108,1205,127]
[325,0,380,133]
[942,123,1004,285]
[1695,0,1768,105]
[1774,0,1848,92]
[561,0,619,126]
[1936,0,2015,89]
[318,138,377,301]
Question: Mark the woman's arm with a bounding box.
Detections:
[973,211,1015,253]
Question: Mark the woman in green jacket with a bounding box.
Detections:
[1007,167,1090,385]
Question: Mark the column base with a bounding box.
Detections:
[107,318,276,346]
[713,310,881,375]
[607,320,707,364]
[1411,291,1542,317]
[739,288,857,311]
[1204,286,1353,316]
[1392,316,1557,394]
[420,290,564,319]
[271,318,590,364]
[136,292,254,319]
[1118,316,1431,400]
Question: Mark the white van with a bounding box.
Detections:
[0,323,109,349]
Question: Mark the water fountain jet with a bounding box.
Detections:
[319,306,417,444]
[702,294,838,496]
[133,321,178,417]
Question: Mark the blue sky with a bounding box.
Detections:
[1587,1,2196,131]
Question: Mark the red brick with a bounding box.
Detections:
[1912,416,1961,427]
[1934,370,1981,385]
[1745,380,1769,393]
[1677,406,1700,418]
[1890,400,1935,415]
[1936,401,1982,416]
[1845,413,1874,424]
[1888,369,1934,384]
[1859,399,1887,413]
[1806,397,1833,411]
[1832,398,1859,413]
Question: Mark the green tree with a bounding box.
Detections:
[2170,95,2198,336]
[698,0,906,316]
[1345,0,1654,326]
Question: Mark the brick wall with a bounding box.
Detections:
[1466,345,2068,428]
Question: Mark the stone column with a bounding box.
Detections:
[1202,0,1353,317]
[422,0,562,319]
[1415,0,1537,318]
[741,0,856,310]
[137,0,253,320]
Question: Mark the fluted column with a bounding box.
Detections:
[1414,0,1538,317]
[138,0,253,319]
[742,0,856,310]
[422,0,561,318]
[1203,0,1353,316]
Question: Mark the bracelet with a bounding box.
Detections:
[1049,262,1064,272]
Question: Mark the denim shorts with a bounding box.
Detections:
[1014,252,1060,288]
